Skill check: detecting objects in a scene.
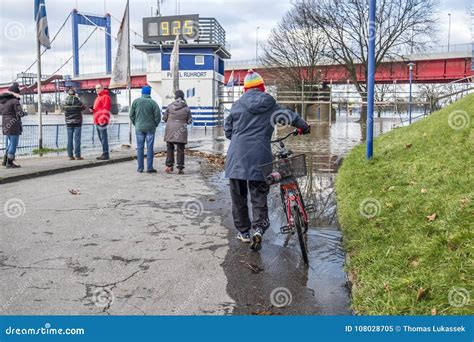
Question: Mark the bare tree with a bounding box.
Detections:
[374,83,392,117]
[418,83,471,112]
[261,3,327,89]
[300,0,437,123]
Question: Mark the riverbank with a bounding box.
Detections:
[336,95,473,314]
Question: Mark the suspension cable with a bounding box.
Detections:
[110,13,143,38]
[21,12,72,75]
[50,27,99,76]
[78,13,117,40]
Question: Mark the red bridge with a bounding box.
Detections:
[1,51,472,94]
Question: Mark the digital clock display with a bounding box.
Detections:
[143,14,199,43]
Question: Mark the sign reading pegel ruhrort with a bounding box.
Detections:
[143,14,199,43]
[163,71,211,79]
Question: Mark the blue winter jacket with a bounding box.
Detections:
[224,89,308,181]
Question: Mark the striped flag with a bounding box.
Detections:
[227,69,235,87]
[34,0,51,49]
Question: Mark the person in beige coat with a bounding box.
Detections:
[163,90,192,174]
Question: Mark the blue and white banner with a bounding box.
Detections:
[34,0,51,49]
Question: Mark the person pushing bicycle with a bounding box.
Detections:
[224,70,310,251]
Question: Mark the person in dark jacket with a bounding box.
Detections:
[225,70,310,251]
[62,88,86,160]
[129,86,161,173]
[0,82,27,168]
[163,90,192,174]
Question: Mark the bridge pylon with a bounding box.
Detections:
[71,9,112,77]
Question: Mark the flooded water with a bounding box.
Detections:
[198,115,402,315]
[10,113,403,157]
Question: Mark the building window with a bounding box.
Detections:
[195,55,205,65]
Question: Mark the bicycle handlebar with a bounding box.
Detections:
[270,130,298,144]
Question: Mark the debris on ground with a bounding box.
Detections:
[69,189,81,195]
[154,150,226,170]
[241,261,264,274]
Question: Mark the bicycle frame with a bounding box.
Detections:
[261,129,311,263]
[280,178,309,232]
[266,130,309,234]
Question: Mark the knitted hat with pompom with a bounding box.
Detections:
[243,69,265,92]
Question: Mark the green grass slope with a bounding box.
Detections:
[336,94,473,315]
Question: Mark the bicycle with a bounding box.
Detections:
[259,129,314,264]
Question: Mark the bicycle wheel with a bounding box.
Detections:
[292,205,309,264]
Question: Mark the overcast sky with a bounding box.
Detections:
[0,0,472,83]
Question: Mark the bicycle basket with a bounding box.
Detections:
[260,154,307,179]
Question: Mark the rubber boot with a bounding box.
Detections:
[6,158,20,169]
[1,155,7,167]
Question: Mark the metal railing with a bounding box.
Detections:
[419,43,473,54]
[219,84,474,125]
[224,43,473,69]
[0,123,131,155]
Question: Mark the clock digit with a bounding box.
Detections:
[161,21,169,36]
[172,21,181,35]
[184,20,194,35]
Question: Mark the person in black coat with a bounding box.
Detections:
[225,70,310,251]
[0,82,27,168]
[62,88,86,160]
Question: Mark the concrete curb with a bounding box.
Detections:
[0,155,137,185]
[0,143,203,185]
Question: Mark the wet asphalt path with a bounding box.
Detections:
[203,166,351,315]
[0,156,350,315]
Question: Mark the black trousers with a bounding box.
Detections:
[166,142,185,169]
[229,178,270,233]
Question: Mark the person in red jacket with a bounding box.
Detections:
[93,84,111,160]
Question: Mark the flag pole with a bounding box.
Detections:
[232,69,235,104]
[36,26,43,149]
[126,0,132,146]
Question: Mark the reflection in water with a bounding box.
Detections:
[194,115,401,157]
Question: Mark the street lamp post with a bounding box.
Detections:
[447,13,451,52]
[408,62,415,125]
[256,26,260,63]
[366,0,376,160]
